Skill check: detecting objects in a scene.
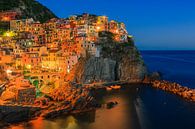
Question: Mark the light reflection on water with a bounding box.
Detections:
[8,85,195,129]
[5,51,195,129]
[9,85,141,129]
[11,116,80,129]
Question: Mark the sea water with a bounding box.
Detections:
[8,51,195,129]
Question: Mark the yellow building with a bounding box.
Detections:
[10,18,34,32]
[96,16,108,32]
[41,50,61,70]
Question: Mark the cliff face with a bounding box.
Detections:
[0,0,57,23]
[74,57,117,83]
[72,32,147,84]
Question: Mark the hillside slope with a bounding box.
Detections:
[0,0,57,23]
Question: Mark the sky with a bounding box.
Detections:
[37,0,195,50]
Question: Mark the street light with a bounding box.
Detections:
[3,31,15,37]
[97,26,100,30]
[6,69,12,74]
[26,64,31,69]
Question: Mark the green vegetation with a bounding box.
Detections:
[0,22,10,35]
[97,31,145,65]
[0,0,19,11]
[99,31,114,40]
[0,0,57,23]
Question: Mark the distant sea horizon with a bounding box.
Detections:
[9,50,195,129]
[140,50,195,88]
[140,49,195,51]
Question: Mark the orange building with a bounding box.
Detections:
[0,11,19,21]
[21,53,41,69]
[0,51,13,64]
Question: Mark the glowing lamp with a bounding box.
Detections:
[97,26,100,30]
[128,35,133,38]
[67,69,70,73]
[2,16,10,21]
[67,65,70,73]
[27,64,31,69]
[3,31,15,37]
[6,69,12,74]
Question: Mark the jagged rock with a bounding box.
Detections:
[71,35,147,84]
[76,57,116,83]
[118,56,147,82]
[150,72,162,80]
[152,80,195,102]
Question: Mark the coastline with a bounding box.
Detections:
[0,79,194,127]
[150,80,195,102]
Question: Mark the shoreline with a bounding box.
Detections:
[149,80,195,102]
[0,79,194,126]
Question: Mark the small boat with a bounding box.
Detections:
[106,87,112,91]
[110,85,121,90]
[106,85,121,91]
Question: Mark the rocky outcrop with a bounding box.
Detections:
[0,105,41,123]
[152,80,195,102]
[74,57,116,83]
[71,32,147,84]
[118,56,147,82]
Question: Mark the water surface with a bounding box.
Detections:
[8,51,195,129]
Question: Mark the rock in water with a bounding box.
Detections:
[106,101,118,109]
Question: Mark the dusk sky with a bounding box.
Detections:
[37,0,195,50]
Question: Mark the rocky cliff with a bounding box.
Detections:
[71,32,147,84]
[0,0,57,23]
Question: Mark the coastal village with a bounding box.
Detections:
[0,10,129,106]
[0,10,195,124]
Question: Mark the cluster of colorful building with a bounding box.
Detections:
[0,11,129,104]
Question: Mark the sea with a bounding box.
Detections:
[8,50,195,129]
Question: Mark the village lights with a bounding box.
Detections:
[2,16,10,21]
[5,32,11,37]
[26,64,32,69]
[3,31,15,37]
[97,26,100,30]
[128,35,133,38]
[67,65,70,73]
[67,69,70,73]
[6,69,12,74]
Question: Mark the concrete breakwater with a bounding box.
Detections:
[151,80,195,102]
